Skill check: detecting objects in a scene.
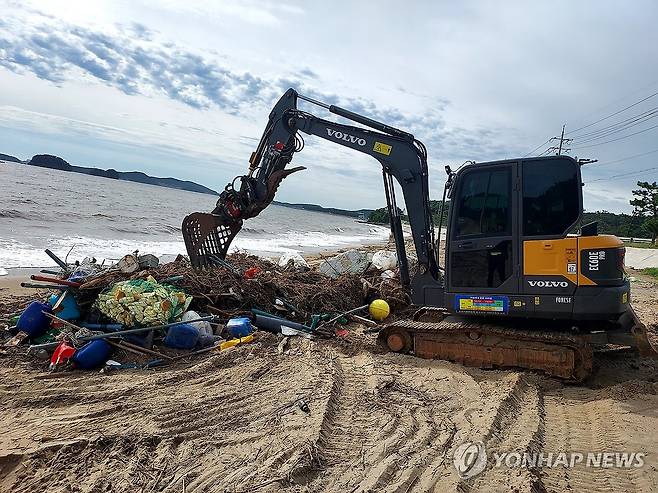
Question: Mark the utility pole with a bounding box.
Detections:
[547,124,573,155]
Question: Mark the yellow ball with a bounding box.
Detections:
[369,299,390,321]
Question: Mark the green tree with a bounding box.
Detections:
[630,181,658,242]
[643,217,658,244]
[630,181,658,217]
[367,206,406,224]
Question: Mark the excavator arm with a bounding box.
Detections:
[182,88,440,285]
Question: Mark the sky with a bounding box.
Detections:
[1,0,657,213]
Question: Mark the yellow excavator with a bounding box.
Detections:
[181,88,657,381]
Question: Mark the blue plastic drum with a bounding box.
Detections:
[72,340,112,369]
[16,301,52,338]
[164,323,199,349]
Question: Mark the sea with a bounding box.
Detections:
[0,161,389,270]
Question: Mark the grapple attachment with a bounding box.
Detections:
[181,212,242,268]
[181,166,307,268]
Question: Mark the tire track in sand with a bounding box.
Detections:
[541,384,649,493]
[462,374,547,493]
[286,352,461,493]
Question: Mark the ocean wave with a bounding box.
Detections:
[0,209,29,219]
[109,224,180,235]
[241,226,268,235]
[0,226,390,268]
[9,198,36,205]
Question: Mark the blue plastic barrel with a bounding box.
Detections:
[16,301,52,338]
[72,340,112,369]
[164,323,199,349]
[48,293,81,320]
[226,317,252,338]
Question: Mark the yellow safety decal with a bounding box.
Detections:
[622,292,628,304]
[373,142,392,156]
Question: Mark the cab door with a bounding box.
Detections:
[447,163,519,295]
[520,157,582,298]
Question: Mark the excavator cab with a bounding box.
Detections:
[438,156,629,322]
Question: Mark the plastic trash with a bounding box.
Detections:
[50,340,76,370]
[319,249,369,278]
[243,267,262,279]
[182,310,213,337]
[138,254,159,269]
[164,323,199,349]
[48,293,81,320]
[16,301,52,338]
[226,317,252,338]
[219,335,254,351]
[253,313,313,334]
[197,334,223,348]
[96,276,191,326]
[116,254,139,273]
[278,252,309,271]
[72,340,112,370]
[372,250,397,271]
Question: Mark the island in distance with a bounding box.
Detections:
[11,153,220,195]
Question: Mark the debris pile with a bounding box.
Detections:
[1,248,410,373]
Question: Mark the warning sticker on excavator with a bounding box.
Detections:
[455,295,509,314]
[373,142,392,156]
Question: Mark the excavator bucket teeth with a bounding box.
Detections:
[181,212,242,268]
[379,319,594,382]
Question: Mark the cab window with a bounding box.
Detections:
[455,168,511,237]
[523,159,579,236]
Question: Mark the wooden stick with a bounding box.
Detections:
[107,339,148,357]
[43,312,82,332]
[119,340,172,360]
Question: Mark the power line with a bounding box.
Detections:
[522,138,551,157]
[567,77,658,130]
[584,147,658,168]
[542,124,572,155]
[569,107,658,141]
[588,165,658,183]
[524,90,658,157]
[571,122,658,149]
[566,91,658,135]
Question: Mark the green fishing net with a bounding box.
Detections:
[96,276,192,326]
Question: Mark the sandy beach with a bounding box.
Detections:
[1,255,657,492]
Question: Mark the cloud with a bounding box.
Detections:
[0,14,279,111]
[0,9,514,160]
